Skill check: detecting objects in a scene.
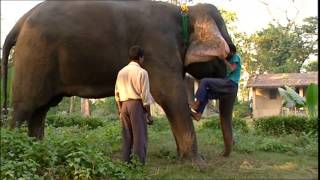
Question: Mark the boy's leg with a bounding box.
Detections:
[194,78,231,113]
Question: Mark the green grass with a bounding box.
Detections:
[145,118,318,179]
[1,115,318,179]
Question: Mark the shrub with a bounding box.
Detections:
[90,97,118,116]
[253,115,317,135]
[201,116,249,133]
[46,115,105,129]
[305,117,318,135]
[148,117,170,132]
[233,101,251,118]
[0,127,146,179]
[257,138,293,153]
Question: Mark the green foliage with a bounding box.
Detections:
[233,101,251,118]
[257,138,293,153]
[253,116,317,135]
[46,115,105,129]
[201,116,249,133]
[278,85,305,108]
[1,122,146,179]
[249,16,318,73]
[0,129,41,179]
[149,116,170,132]
[91,97,118,116]
[278,83,318,119]
[219,8,237,33]
[1,114,318,179]
[305,83,318,118]
[302,60,318,72]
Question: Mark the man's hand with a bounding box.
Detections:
[145,113,154,125]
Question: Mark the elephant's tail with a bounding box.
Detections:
[1,2,42,121]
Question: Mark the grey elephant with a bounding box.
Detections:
[1,1,236,162]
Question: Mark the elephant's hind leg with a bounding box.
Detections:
[27,106,50,139]
[10,104,33,129]
[28,96,63,139]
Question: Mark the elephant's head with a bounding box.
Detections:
[184,4,234,79]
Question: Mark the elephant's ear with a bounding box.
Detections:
[184,15,229,66]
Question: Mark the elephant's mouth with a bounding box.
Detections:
[184,38,229,66]
[186,53,217,63]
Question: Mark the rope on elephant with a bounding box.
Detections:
[180,3,189,45]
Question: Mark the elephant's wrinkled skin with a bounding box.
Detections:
[1,1,236,160]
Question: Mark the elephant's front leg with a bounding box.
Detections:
[219,93,236,157]
[154,75,200,159]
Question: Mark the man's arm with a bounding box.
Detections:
[140,71,155,124]
[115,82,122,116]
[115,92,122,115]
[144,105,153,125]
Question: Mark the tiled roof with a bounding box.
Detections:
[246,72,318,88]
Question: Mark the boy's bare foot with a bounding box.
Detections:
[191,111,202,121]
[189,100,200,111]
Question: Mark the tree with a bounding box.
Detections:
[250,15,318,74]
[302,61,318,72]
[81,98,91,117]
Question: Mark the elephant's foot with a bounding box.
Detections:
[28,119,45,140]
[221,139,235,157]
[191,154,208,171]
[221,149,232,157]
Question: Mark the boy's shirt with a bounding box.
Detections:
[227,54,241,84]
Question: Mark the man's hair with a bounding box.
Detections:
[129,45,144,60]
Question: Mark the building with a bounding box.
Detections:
[246,72,318,118]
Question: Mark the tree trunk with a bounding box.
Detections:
[81,98,90,117]
[69,96,75,114]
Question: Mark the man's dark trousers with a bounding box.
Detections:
[120,100,147,164]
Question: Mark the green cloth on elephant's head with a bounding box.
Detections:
[181,13,189,45]
[227,54,241,84]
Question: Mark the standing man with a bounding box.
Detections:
[190,45,241,121]
[115,45,154,164]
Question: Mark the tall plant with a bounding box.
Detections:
[278,85,305,108]
[278,84,318,118]
[305,83,318,118]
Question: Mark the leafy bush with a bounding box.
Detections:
[305,117,318,135]
[46,115,105,129]
[201,116,249,133]
[253,116,317,135]
[305,83,318,118]
[0,126,146,179]
[257,138,293,153]
[148,117,170,132]
[90,97,118,117]
[233,101,251,118]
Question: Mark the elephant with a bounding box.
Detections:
[1,0,236,162]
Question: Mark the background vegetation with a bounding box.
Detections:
[1,111,318,179]
[0,1,318,179]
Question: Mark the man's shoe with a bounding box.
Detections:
[191,111,202,121]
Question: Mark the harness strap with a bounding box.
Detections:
[180,4,189,46]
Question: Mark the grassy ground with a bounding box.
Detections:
[144,118,318,179]
[1,115,318,179]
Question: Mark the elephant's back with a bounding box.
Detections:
[13,1,180,91]
[17,0,180,53]
[24,1,178,34]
